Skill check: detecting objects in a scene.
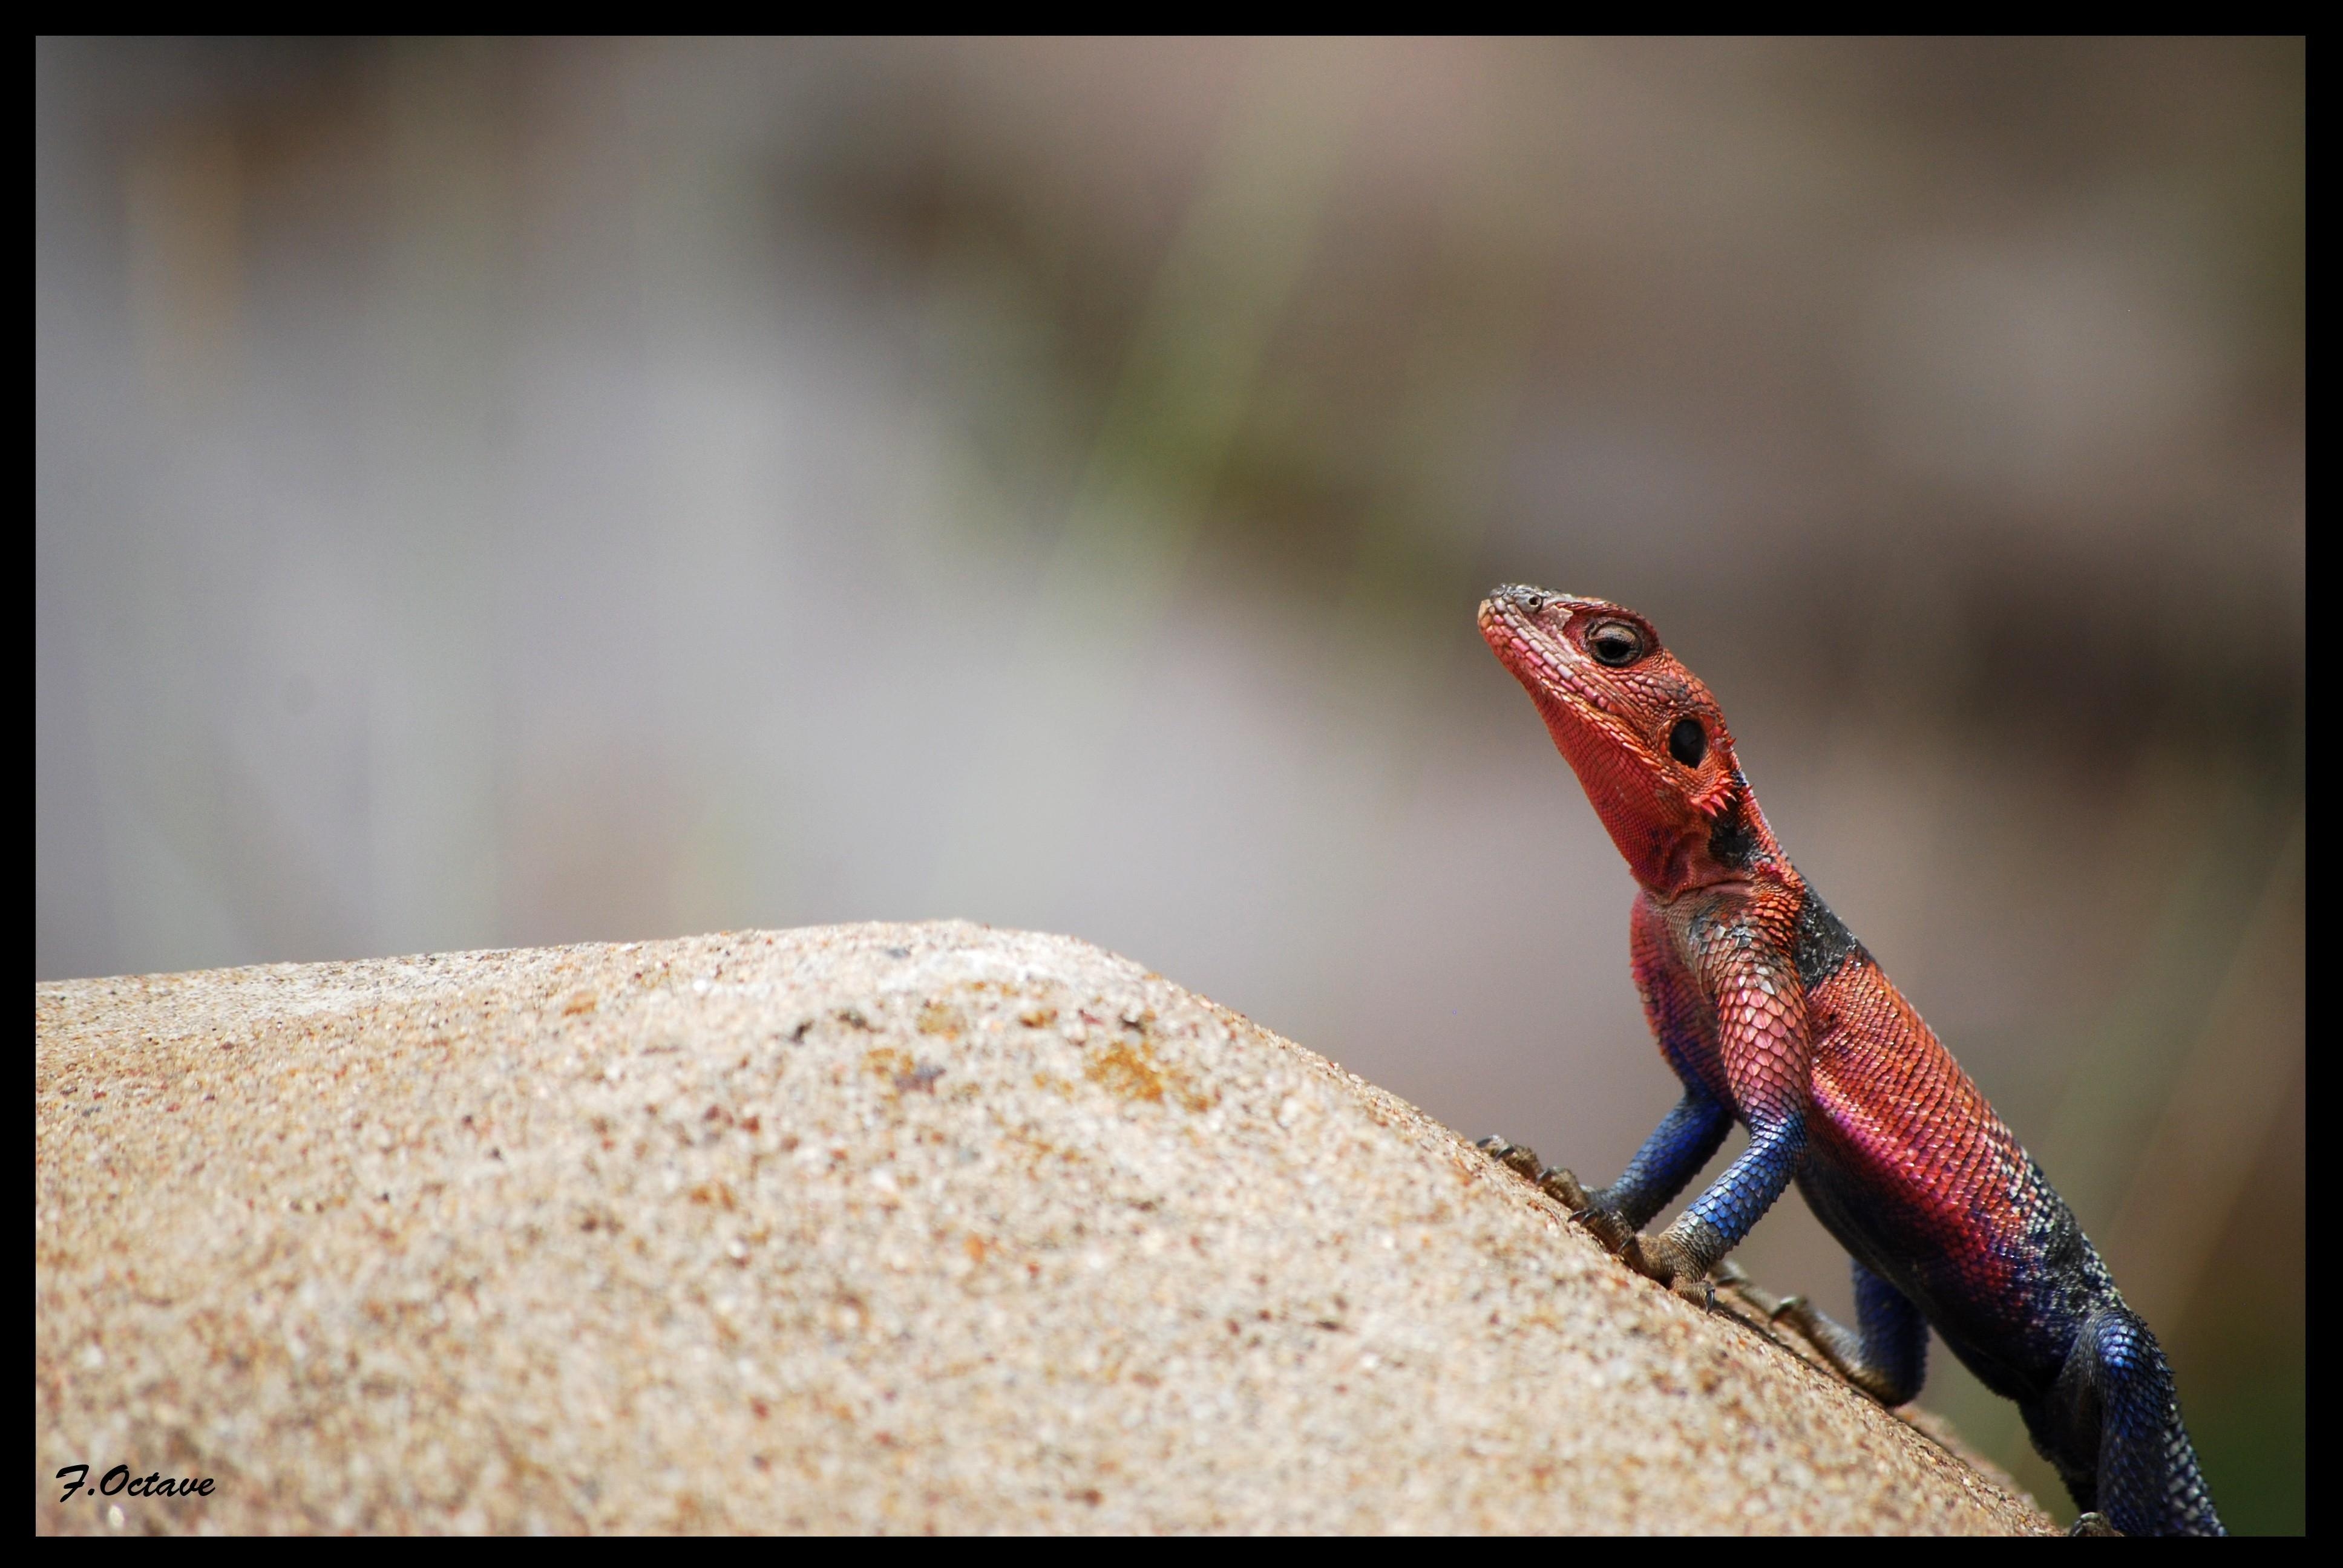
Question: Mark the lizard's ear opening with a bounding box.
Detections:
[1668,717,1706,768]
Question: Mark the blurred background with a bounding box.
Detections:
[36,38,2301,1530]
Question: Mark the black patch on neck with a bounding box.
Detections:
[1792,888,1866,990]
[1706,774,1760,870]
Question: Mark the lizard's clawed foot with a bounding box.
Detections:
[1474,1137,1635,1251]
[1478,1135,1717,1310]
[2068,1512,2121,1537]
[1622,1229,1716,1310]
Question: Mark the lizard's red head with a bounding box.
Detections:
[1479,584,1773,893]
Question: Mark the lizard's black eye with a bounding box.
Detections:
[1668,717,1706,767]
[1587,621,1643,666]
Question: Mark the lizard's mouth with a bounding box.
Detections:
[1478,592,1610,725]
[1478,590,1659,774]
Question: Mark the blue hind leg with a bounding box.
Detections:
[1718,1256,1928,1406]
[2025,1305,2224,1537]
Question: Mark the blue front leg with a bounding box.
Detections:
[1597,1088,1732,1230]
[1666,1110,1806,1275]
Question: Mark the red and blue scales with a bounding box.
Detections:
[1475,584,2221,1537]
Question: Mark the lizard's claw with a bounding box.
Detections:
[1547,1172,1634,1252]
[1475,1136,1546,1185]
[1535,1165,1593,1211]
[1537,1162,1593,1209]
[1622,1230,1716,1311]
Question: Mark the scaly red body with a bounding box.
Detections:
[1476,584,2220,1537]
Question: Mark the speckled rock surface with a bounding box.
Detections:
[35,921,2053,1535]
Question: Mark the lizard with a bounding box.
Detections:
[1471,583,2223,1537]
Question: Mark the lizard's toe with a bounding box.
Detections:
[1563,1197,1634,1253]
[1475,1137,1545,1184]
[1673,1274,1717,1311]
[1536,1165,1593,1211]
